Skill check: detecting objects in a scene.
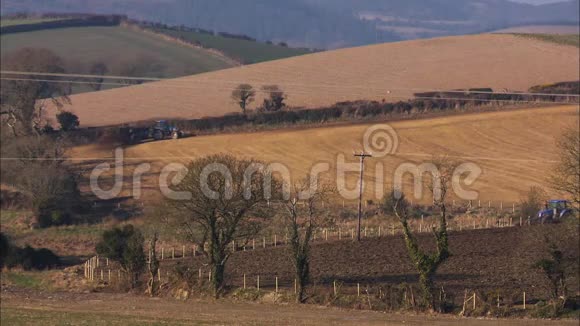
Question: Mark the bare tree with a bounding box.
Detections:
[0,135,81,227]
[89,61,109,91]
[550,126,580,210]
[519,186,548,220]
[391,157,453,311]
[0,48,71,136]
[163,154,282,297]
[231,84,255,115]
[282,179,332,303]
[146,232,160,297]
[260,85,286,112]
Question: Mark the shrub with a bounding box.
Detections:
[56,111,80,131]
[4,244,60,270]
[96,225,146,289]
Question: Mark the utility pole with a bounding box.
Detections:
[354,152,372,241]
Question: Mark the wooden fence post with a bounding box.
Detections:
[172,248,175,259]
[274,235,277,247]
[473,292,476,310]
[523,292,526,310]
[257,275,260,291]
[182,245,185,258]
[161,247,164,260]
[357,283,360,297]
[275,277,278,294]
[294,279,297,294]
[378,226,381,237]
[158,268,161,282]
[243,274,246,289]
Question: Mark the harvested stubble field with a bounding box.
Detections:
[71,105,579,204]
[60,33,580,127]
[158,224,578,306]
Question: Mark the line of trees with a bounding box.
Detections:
[180,81,580,134]
[230,84,287,115]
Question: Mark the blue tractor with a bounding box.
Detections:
[536,200,573,224]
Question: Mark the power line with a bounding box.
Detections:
[1,77,577,105]
[2,70,579,98]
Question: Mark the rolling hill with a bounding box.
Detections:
[0,25,234,77]
[71,105,579,204]
[2,0,579,47]
[58,33,580,127]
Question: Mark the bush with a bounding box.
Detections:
[56,111,80,131]
[96,225,146,288]
[4,244,60,270]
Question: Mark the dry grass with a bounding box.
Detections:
[59,34,580,127]
[71,105,579,204]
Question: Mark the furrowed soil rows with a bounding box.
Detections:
[162,224,579,305]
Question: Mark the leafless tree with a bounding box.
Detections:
[146,232,160,297]
[89,61,109,91]
[0,48,71,136]
[163,154,282,297]
[0,135,80,225]
[260,85,286,112]
[282,179,332,303]
[519,186,548,220]
[550,126,580,210]
[231,84,256,115]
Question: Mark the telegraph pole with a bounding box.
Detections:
[354,152,372,241]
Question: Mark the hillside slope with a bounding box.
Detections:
[72,105,579,203]
[1,26,234,78]
[61,34,580,127]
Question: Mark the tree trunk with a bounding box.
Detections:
[211,262,226,298]
[419,271,435,310]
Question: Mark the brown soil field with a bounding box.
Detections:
[2,288,576,325]
[59,34,580,127]
[71,105,580,204]
[158,224,579,306]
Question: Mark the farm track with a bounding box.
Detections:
[1,286,578,325]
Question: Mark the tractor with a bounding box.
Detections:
[120,120,183,144]
[536,200,573,224]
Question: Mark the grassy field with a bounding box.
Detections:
[2,291,576,326]
[0,26,234,78]
[0,18,62,27]
[150,27,313,64]
[70,105,579,205]
[57,34,580,127]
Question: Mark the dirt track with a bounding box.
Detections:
[1,288,576,325]
[60,34,579,126]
